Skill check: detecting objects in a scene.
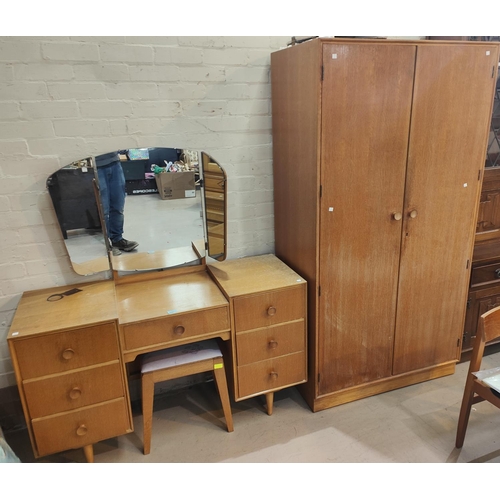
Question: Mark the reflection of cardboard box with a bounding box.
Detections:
[155,171,196,200]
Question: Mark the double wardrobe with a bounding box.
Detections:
[271,38,500,411]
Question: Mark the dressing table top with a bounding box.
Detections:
[114,270,228,325]
[8,281,117,339]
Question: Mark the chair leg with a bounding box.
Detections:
[213,363,234,432]
[142,373,155,455]
[456,383,475,448]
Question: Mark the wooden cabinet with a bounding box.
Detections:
[464,167,500,351]
[208,254,307,414]
[271,38,499,412]
[7,282,133,459]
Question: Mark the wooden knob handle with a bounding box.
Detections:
[268,340,278,349]
[267,306,277,316]
[62,348,74,360]
[409,210,418,219]
[76,424,88,437]
[270,371,278,380]
[174,325,185,335]
[392,212,402,221]
[69,387,82,400]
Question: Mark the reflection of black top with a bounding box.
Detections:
[95,151,120,168]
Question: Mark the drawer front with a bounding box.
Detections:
[123,306,230,351]
[236,320,306,366]
[471,262,500,287]
[32,398,130,457]
[237,351,306,399]
[14,323,120,380]
[24,363,125,419]
[233,285,305,332]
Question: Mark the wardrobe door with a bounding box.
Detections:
[318,43,416,394]
[393,44,499,375]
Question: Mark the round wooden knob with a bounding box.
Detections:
[76,424,88,436]
[174,325,185,335]
[270,371,279,380]
[268,340,278,349]
[267,306,277,316]
[69,387,82,400]
[409,210,418,219]
[62,348,74,360]
[392,212,402,221]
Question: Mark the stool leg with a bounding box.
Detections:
[142,373,155,455]
[213,361,234,432]
[265,392,274,416]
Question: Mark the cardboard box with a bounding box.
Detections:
[155,171,196,200]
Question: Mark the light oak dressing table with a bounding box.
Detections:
[7,149,307,462]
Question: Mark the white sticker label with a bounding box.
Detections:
[185,190,196,198]
[82,167,88,172]
[486,51,491,56]
[329,207,334,212]
[332,54,337,59]
[12,332,19,336]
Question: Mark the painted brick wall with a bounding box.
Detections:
[0,36,291,389]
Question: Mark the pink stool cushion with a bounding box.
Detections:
[140,339,222,374]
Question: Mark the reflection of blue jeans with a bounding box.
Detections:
[97,161,125,243]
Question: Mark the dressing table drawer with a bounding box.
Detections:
[122,306,230,351]
[32,398,130,457]
[233,286,305,332]
[23,362,125,419]
[14,323,120,380]
[238,352,307,398]
[236,320,306,366]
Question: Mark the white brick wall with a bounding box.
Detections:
[0,35,290,389]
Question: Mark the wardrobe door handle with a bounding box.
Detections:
[392,212,402,221]
[409,210,418,219]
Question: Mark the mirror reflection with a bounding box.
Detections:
[47,147,227,276]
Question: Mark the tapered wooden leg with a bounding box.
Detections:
[83,444,94,463]
[142,373,155,455]
[213,360,234,432]
[265,392,274,416]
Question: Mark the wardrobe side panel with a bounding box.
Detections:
[271,40,322,403]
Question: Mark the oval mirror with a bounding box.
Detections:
[47,148,227,276]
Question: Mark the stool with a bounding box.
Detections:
[140,339,234,455]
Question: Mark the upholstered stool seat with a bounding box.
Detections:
[140,339,234,455]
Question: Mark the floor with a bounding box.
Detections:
[4,350,500,465]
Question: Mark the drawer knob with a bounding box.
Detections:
[76,424,88,437]
[495,269,500,279]
[409,210,418,219]
[62,348,75,360]
[267,306,277,316]
[69,387,82,400]
[174,325,185,335]
[268,340,278,349]
[270,371,279,380]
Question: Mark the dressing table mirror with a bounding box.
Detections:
[46,147,227,276]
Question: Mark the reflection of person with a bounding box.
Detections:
[95,151,138,252]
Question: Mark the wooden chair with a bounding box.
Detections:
[456,305,500,448]
[140,339,234,455]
